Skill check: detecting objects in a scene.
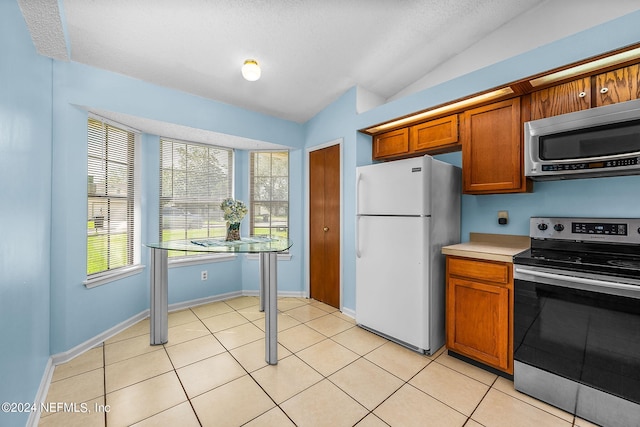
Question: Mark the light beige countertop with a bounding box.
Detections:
[442,233,530,263]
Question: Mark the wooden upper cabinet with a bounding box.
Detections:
[530,77,591,120]
[461,98,527,194]
[595,63,640,107]
[372,115,459,161]
[372,128,409,159]
[410,115,458,153]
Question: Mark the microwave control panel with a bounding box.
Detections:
[541,157,640,171]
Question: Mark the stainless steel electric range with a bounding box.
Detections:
[513,217,640,427]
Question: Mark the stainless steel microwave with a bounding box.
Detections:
[524,98,640,180]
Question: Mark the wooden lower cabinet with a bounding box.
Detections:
[446,256,513,374]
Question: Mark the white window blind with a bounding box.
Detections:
[249,151,289,239]
[87,118,136,276]
[160,138,233,256]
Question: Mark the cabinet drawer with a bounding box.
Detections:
[448,257,509,284]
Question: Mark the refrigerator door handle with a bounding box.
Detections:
[356,215,362,258]
[356,172,362,215]
[356,172,362,258]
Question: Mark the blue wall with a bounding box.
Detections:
[304,11,640,321]
[2,3,640,425]
[0,2,52,426]
[304,87,360,310]
[49,60,305,354]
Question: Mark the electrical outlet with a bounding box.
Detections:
[498,210,508,225]
[201,270,208,281]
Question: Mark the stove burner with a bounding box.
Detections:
[533,254,582,263]
[607,259,640,270]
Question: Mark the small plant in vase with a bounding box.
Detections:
[220,198,248,241]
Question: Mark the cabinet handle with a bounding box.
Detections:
[600,87,609,94]
[323,227,329,232]
[578,91,586,98]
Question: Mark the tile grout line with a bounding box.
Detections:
[239,298,374,425]
[45,297,582,426]
[166,307,204,426]
[283,308,392,425]
[197,303,292,426]
[102,343,108,427]
[464,374,498,427]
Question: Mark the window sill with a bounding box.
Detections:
[84,264,145,289]
[169,253,237,268]
[245,253,292,261]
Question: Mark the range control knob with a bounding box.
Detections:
[537,223,548,231]
[554,224,565,232]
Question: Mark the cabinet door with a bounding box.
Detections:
[530,77,591,120]
[372,128,409,160]
[595,63,640,107]
[461,98,525,194]
[410,115,458,152]
[446,277,510,372]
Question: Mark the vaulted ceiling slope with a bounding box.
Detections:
[18,0,640,123]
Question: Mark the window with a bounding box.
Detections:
[249,151,289,238]
[160,138,233,256]
[87,118,137,276]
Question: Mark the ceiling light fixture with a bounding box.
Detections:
[241,59,261,81]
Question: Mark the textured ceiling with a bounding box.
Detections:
[22,0,553,123]
[18,0,640,140]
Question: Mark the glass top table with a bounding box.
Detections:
[145,237,293,365]
[146,236,293,253]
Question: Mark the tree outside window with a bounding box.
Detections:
[250,151,289,239]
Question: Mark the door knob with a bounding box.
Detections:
[323,227,329,232]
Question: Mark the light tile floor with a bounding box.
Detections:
[39,296,598,427]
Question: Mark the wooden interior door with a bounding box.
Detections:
[309,144,340,308]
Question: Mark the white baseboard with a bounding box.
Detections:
[28,310,150,426]
[341,306,356,319]
[51,310,150,366]
[26,357,53,427]
[168,290,243,312]
[32,289,308,426]
[241,289,306,298]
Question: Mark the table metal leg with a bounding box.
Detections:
[150,248,168,345]
[259,255,265,313]
[260,252,278,364]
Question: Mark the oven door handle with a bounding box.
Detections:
[515,267,640,296]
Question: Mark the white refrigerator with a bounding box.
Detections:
[355,155,461,354]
